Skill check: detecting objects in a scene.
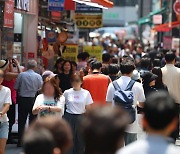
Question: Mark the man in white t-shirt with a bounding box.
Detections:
[106,57,145,145]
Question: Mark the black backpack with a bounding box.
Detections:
[113,80,136,124]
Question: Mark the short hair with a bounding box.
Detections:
[71,61,77,67]
[77,52,90,61]
[140,58,151,70]
[165,52,176,63]
[29,117,72,154]
[23,128,54,154]
[80,106,129,154]
[102,53,111,63]
[144,91,179,130]
[153,59,161,67]
[108,64,119,75]
[120,58,135,74]
[90,61,102,70]
[27,60,37,69]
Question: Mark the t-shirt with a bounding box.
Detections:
[33,94,65,118]
[64,88,93,114]
[83,74,110,105]
[0,86,12,122]
[106,76,145,133]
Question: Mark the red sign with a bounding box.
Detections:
[4,0,15,28]
[64,0,75,10]
[28,52,35,59]
[174,0,180,15]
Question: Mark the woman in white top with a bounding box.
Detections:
[64,73,93,154]
[33,76,65,118]
[0,69,12,154]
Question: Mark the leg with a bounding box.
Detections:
[124,132,137,145]
[0,139,7,154]
[18,97,29,146]
[7,102,16,142]
[0,122,9,154]
[28,98,36,125]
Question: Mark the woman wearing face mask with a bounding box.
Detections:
[32,77,65,118]
[0,69,12,154]
[63,73,93,154]
[58,60,73,92]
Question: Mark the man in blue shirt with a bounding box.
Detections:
[15,60,42,147]
[117,91,180,154]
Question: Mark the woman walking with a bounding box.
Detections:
[64,73,93,154]
[0,69,12,154]
[33,77,65,118]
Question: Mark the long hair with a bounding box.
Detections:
[42,77,62,102]
[152,67,163,86]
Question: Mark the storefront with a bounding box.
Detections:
[0,0,38,65]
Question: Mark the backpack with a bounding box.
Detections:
[113,80,136,124]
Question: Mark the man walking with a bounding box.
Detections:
[106,58,145,145]
[15,60,42,147]
[117,92,180,154]
[83,60,111,105]
[161,51,180,141]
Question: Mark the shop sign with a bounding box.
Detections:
[4,0,15,28]
[15,0,29,11]
[75,3,102,13]
[62,44,78,62]
[48,0,64,12]
[83,46,103,62]
[163,36,172,49]
[46,31,57,43]
[28,52,35,59]
[153,15,162,25]
[75,14,103,29]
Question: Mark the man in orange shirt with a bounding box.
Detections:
[83,60,111,105]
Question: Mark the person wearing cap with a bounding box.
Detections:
[0,59,22,144]
[14,60,42,147]
[141,72,158,97]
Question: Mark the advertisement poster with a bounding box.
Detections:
[62,44,78,62]
[163,36,172,50]
[46,31,57,43]
[83,46,103,62]
[4,0,15,28]
[48,0,64,11]
[15,0,29,11]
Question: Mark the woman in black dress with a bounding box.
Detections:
[58,60,72,92]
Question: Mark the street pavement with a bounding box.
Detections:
[5,139,180,154]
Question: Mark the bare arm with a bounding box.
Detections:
[0,104,10,116]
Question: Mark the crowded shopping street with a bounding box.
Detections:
[1,0,180,154]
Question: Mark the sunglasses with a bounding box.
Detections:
[0,74,4,78]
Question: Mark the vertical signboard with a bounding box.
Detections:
[4,0,15,28]
[48,0,64,11]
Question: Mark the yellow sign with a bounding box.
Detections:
[75,14,103,28]
[62,44,78,62]
[83,46,103,62]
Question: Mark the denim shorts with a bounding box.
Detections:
[0,122,9,139]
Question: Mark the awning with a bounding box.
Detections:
[73,0,113,9]
[138,7,166,25]
[153,21,180,32]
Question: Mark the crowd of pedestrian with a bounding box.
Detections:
[0,39,180,154]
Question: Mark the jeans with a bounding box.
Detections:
[124,132,137,145]
[18,97,36,144]
[0,122,9,139]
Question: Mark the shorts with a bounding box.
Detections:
[0,122,9,139]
